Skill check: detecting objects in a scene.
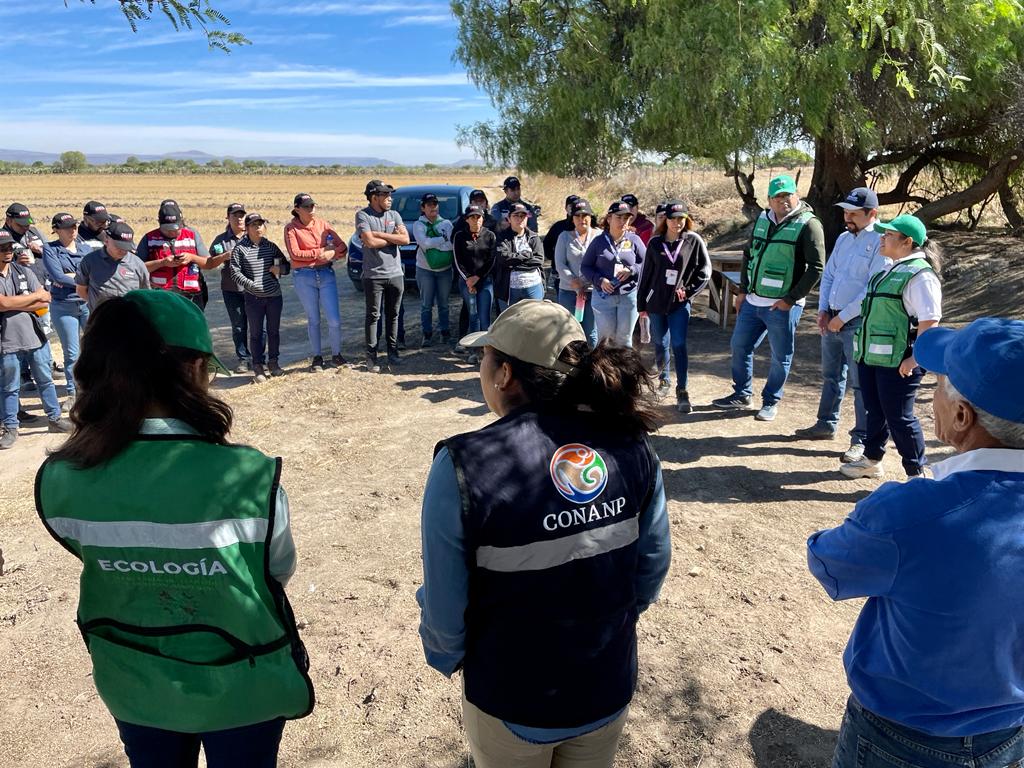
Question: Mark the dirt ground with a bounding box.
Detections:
[0,173,1022,767]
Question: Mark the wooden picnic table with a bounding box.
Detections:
[706,249,744,327]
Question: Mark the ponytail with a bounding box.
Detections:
[921,238,943,277]
[492,340,659,436]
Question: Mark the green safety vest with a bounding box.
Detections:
[854,256,934,368]
[423,219,452,270]
[746,210,815,299]
[36,437,315,733]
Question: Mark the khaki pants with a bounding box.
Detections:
[462,695,628,768]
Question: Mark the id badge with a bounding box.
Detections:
[664,269,678,285]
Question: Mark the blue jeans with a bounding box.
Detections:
[649,302,693,391]
[2,343,61,427]
[859,362,927,475]
[557,288,598,348]
[460,277,494,333]
[416,266,452,337]
[729,300,804,406]
[50,299,89,396]
[115,717,286,768]
[499,281,545,312]
[592,290,639,347]
[816,317,866,444]
[292,266,342,357]
[222,290,252,363]
[832,696,1024,768]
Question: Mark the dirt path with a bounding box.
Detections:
[1,233,1019,768]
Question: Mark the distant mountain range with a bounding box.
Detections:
[0,148,482,168]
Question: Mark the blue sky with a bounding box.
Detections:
[0,0,495,163]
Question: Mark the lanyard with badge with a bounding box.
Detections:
[662,237,690,290]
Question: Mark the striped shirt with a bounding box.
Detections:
[229,236,287,297]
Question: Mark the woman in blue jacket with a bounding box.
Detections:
[581,201,647,347]
[42,212,90,406]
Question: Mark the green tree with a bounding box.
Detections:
[454,0,1024,238]
[73,1,248,51]
[56,150,89,173]
[767,148,814,170]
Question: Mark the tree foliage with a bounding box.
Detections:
[454,0,1024,233]
[71,1,249,51]
[55,150,88,173]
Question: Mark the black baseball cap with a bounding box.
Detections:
[82,200,110,221]
[244,212,267,226]
[364,179,394,198]
[0,229,14,247]
[464,204,486,217]
[503,176,521,189]
[227,202,246,216]
[51,212,77,229]
[570,199,593,217]
[836,187,880,210]
[664,200,689,218]
[293,193,315,208]
[507,202,531,216]
[621,193,639,207]
[6,203,32,225]
[655,202,669,215]
[106,222,137,252]
[107,213,125,226]
[469,188,487,200]
[421,193,439,205]
[607,201,631,216]
[158,203,182,230]
[564,194,581,207]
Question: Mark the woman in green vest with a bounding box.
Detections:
[413,192,455,346]
[841,214,943,479]
[36,290,314,768]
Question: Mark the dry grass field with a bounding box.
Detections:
[0,173,1021,767]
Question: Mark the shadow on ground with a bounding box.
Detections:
[749,708,839,768]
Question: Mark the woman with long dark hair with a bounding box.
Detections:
[36,290,314,768]
[637,201,711,413]
[581,201,647,347]
[418,299,671,768]
[42,212,89,407]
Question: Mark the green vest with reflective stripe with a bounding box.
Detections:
[424,220,452,270]
[747,210,814,298]
[854,257,933,367]
[36,437,315,733]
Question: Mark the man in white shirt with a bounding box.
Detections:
[796,188,891,463]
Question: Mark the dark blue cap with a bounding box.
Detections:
[836,187,880,210]
[916,318,1024,424]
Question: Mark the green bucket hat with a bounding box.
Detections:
[768,175,798,197]
[124,290,229,374]
[875,214,927,247]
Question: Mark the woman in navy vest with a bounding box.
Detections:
[418,299,672,768]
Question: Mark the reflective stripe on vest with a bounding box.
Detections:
[854,256,933,368]
[46,516,269,550]
[476,516,639,572]
[747,210,813,299]
[145,227,201,292]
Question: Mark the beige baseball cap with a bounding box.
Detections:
[460,299,586,374]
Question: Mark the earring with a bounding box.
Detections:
[494,383,500,389]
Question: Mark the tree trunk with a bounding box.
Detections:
[998,179,1024,232]
[724,161,761,222]
[806,138,864,251]
[915,147,1024,224]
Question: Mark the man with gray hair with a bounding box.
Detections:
[808,317,1024,767]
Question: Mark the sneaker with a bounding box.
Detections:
[268,361,284,377]
[309,355,326,372]
[421,333,434,348]
[233,360,252,374]
[53,361,64,373]
[331,354,349,368]
[676,389,692,414]
[0,428,17,449]
[48,417,73,433]
[440,331,452,346]
[387,352,402,368]
[711,393,753,410]
[840,457,883,479]
[755,404,778,422]
[841,444,865,464]
[252,364,268,383]
[657,379,672,397]
[366,356,381,374]
[17,409,39,423]
[467,352,480,365]
[794,423,837,440]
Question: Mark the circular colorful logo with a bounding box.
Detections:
[549,444,608,504]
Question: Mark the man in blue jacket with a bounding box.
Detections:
[808,317,1024,768]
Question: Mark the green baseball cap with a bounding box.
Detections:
[875,214,927,247]
[767,175,798,197]
[124,290,229,374]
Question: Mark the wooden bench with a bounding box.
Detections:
[705,250,744,328]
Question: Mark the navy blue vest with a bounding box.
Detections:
[438,405,657,728]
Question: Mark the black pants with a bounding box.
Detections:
[859,362,927,475]
[222,290,251,363]
[116,717,285,768]
[244,294,282,366]
[375,297,406,347]
[363,276,404,357]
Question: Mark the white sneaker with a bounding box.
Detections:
[755,404,778,421]
[840,457,883,479]
[841,444,865,463]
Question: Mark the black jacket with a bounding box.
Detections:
[637,232,711,314]
[494,228,545,302]
[453,228,497,281]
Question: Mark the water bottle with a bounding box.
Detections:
[324,233,334,257]
[639,315,651,344]
[574,290,586,322]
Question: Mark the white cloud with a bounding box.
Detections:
[385,14,455,27]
